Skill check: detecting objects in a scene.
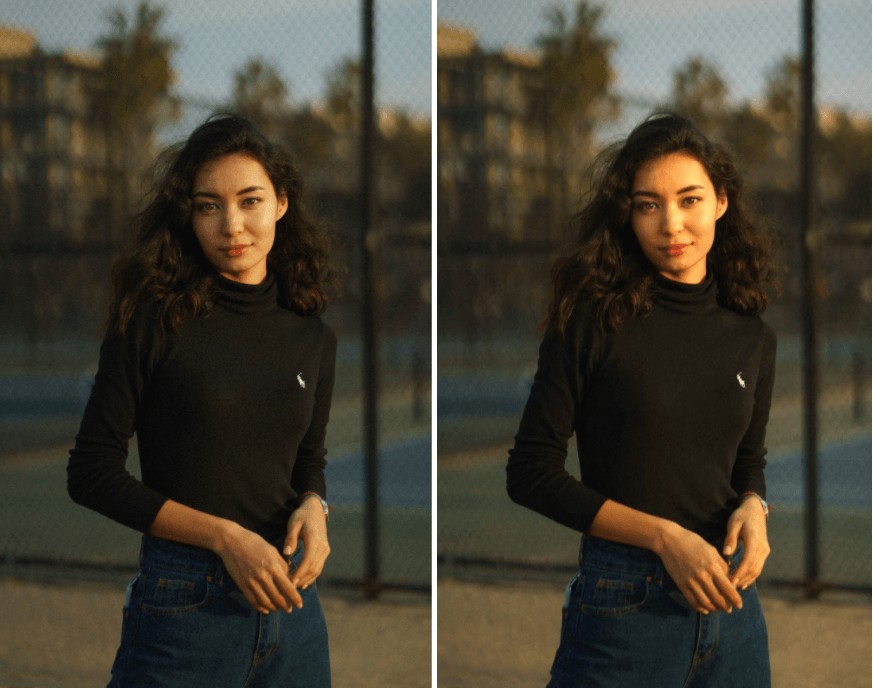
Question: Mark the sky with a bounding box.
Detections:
[0,0,431,136]
[438,0,871,136]
[1,0,868,137]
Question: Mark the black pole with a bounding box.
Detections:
[799,0,819,599]
[360,0,380,599]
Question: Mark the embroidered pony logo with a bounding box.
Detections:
[736,372,746,389]
[297,372,306,389]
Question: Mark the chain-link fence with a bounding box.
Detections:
[437,0,871,592]
[0,0,430,592]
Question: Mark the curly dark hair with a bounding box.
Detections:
[545,112,777,336]
[106,113,336,337]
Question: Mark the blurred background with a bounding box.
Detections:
[437,0,870,604]
[0,0,430,597]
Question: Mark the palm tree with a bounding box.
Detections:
[92,1,178,248]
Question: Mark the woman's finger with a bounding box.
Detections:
[283,520,302,559]
[682,579,717,613]
[737,557,764,590]
[293,544,329,588]
[713,572,743,610]
[244,581,277,614]
[722,518,742,557]
[731,539,770,588]
[264,555,303,610]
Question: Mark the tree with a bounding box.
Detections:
[92,1,178,246]
[531,1,619,240]
[325,58,361,132]
[720,103,773,176]
[284,108,336,175]
[668,57,729,139]
[231,58,291,140]
[763,56,801,136]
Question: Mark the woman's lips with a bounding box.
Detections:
[223,244,249,257]
[663,243,689,257]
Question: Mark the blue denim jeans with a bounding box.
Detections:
[547,535,770,688]
[108,535,330,688]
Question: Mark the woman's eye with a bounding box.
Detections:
[636,201,657,212]
[195,202,218,214]
[242,197,262,207]
[682,196,702,206]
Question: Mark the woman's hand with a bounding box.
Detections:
[655,523,743,614]
[722,496,770,590]
[283,495,330,590]
[148,499,302,615]
[216,524,303,615]
[589,499,742,615]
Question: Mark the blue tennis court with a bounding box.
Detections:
[325,434,431,509]
[766,436,871,508]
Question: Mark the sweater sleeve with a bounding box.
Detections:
[731,322,777,499]
[66,314,169,533]
[291,322,337,501]
[506,312,609,533]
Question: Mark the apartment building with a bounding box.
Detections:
[437,23,558,249]
[0,25,110,250]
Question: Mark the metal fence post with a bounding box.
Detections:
[799,0,820,599]
[360,0,380,598]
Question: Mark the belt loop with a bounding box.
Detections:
[652,552,665,586]
[211,550,224,583]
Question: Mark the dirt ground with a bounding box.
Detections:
[0,577,431,688]
[438,578,871,688]
[2,575,869,687]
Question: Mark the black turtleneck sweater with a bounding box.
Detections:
[68,274,336,546]
[507,273,776,546]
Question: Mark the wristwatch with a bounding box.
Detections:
[740,492,769,520]
[300,492,330,521]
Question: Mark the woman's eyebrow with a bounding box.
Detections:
[191,185,266,199]
[236,185,266,195]
[631,184,706,198]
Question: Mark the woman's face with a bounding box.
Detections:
[190,152,288,284]
[629,151,727,284]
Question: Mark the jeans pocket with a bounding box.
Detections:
[122,571,141,612]
[577,568,649,617]
[139,567,213,616]
[559,573,581,635]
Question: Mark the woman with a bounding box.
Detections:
[507,113,777,687]
[68,114,337,687]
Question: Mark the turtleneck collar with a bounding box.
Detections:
[213,272,277,314]
[652,271,717,314]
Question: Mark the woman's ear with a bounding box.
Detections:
[715,192,728,221]
[276,194,289,222]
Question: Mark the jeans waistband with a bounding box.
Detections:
[578,535,668,578]
[140,535,225,578]
[578,535,744,579]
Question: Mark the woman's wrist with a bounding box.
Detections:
[737,493,770,520]
[211,518,245,557]
[649,518,685,558]
[298,492,330,520]
[589,499,680,555]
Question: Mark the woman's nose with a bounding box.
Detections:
[662,205,683,234]
[221,207,243,235]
